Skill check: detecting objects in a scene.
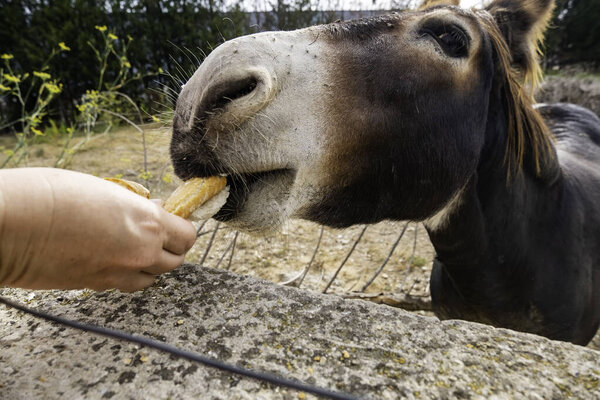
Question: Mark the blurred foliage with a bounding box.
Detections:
[545,0,600,67]
[0,0,250,127]
[0,24,156,169]
[0,0,597,135]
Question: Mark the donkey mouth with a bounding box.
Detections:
[213,168,296,223]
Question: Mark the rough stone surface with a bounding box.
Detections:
[1,264,599,399]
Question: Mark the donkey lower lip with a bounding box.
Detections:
[213,169,296,222]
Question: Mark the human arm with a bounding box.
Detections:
[0,168,196,292]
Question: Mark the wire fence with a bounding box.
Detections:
[187,218,434,313]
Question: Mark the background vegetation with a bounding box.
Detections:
[0,0,598,147]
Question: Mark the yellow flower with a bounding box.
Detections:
[33,71,51,80]
[31,127,44,136]
[108,33,118,41]
[138,171,153,180]
[95,25,107,32]
[1,54,14,60]
[0,83,10,91]
[158,67,164,73]
[123,61,131,68]
[44,82,62,94]
[161,173,173,184]
[151,115,160,123]
[3,74,20,83]
[58,42,70,51]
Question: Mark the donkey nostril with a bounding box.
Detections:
[189,67,273,128]
[204,76,258,114]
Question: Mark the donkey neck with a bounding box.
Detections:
[424,177,487,268]
[425,100,562,272]
[422,88,569,332]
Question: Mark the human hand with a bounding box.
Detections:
[0,168,196,292]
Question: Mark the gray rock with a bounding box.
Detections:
[1,264,599,399]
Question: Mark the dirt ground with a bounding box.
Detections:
[3,125,599,350]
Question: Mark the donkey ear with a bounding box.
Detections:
[418,0,459,10]
[485,0,554,82]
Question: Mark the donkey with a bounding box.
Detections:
[170,0,600,345]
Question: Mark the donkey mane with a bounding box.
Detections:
[477,9,556,178]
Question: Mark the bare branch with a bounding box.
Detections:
[341,292,432,312]
[400,224,420,292]
[296,225,325,288]
[200,221,221,266]
[226,231,239,271]
[322,225,367,294]
[195,220,209,237]
[360,221,410,292]
[214,232,237,270]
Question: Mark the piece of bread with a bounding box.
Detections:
[104,178,150,199]
[163,176,227,219]
[106,176,228,220]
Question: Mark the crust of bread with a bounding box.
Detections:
[104,178,151,199]
[163,176,227,219]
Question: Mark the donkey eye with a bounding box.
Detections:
[421,23,470,58]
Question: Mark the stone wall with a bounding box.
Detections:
[1,264,599,399]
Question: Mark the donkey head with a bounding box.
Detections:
[171,0,555,232]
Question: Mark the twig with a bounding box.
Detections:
[341,292,432,312]
[107,92,148,178]
[96,106,149,186]
[195,220,209,237]
[322,225,367,294]
[408,224,419,268]
[296,225,325,288]
[97,108,142,134]
[406,279,419,296]
[200,221,220,266]
[360,222,410,292]
[197,225,226,238]
[400,224,419,292]
[214,233,236,270]
[280,268,307,286]
[226,231,239,271]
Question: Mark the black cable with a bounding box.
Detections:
[0,296,363,400]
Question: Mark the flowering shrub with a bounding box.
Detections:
[1,26,161,173]
[0,46,67,167]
